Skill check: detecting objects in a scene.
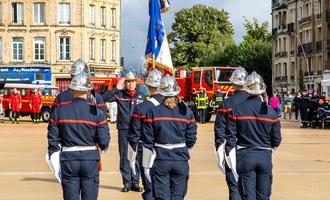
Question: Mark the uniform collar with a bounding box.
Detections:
[151,93,162,102]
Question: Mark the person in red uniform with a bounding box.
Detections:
[9,88,22,124]
[29,88,42,123]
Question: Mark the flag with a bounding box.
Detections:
[145,0,174,75]
[160,0,171,13]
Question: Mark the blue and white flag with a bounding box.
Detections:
[145,0,173,75]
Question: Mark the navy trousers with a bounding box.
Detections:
[61,160,99,200]
[137,147,154,200]
[118,129,140,185]
[151,160,189,200]
[237,149,273,200]
[225,162,241,200]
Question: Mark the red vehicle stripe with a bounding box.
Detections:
[229,115,279,123]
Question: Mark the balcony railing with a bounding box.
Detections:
[287,23,294,33]
[316,13,322,19]
[272,0,288,9]
[274,76,288,82]
[272,28,278,36]
[299,16,312,24]
[316,41,322,52]
[274,51,288,58]
[304,71,314,76]
[290,50,295,55]
[281,24,287,30]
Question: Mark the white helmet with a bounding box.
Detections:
[124,71,137,81]
[243,71,266,95]
[145,68,162,88]
[70,59,90,76]
[229,66,248,86]
[69,72,94,92]
[158,74,181,97]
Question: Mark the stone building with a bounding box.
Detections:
[0,0,121,90]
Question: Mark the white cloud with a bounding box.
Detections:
[121,0,271,68]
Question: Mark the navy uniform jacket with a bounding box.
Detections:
[51,88,107,114]
[227,96,282,151]
[48,98,110,161]
[128,94,163,150]
[103,88,146,130]
[142,102,197,161]
[214,90,248,150]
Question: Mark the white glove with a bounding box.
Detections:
[144,168,151,183]
[216,144,226,175]
[130,161,136,175]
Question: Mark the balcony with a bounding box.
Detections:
[281,24,287,30]
[299,16,312,25]
[304,71,314,76]
[274,51,288,58]
[272,28,278,36]
[316,13,322,19]
[275,76,281,81]
[287,23,294,33]
[316,41,323,52]
[290,50,295,55]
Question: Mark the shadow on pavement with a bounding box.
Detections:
[21,177,58,183]
[99,185,122,191]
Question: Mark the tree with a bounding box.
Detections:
[168,4,234,68]
[235,18,273,94]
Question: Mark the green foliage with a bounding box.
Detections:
[168,4,235,67]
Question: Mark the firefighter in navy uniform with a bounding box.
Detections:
[196,87,208,123]
[309,91,320,128]
[214,67,248,200]
[127,68,163,200]
[226,72,282,200]
[51,59,106,115]
[47,73,110,200]
[103,71,146,192]
[300,90,310,128]
[142,75,197,200]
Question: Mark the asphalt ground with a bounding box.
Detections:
[0,117,329,200]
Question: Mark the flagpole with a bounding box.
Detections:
[152,53,156,69]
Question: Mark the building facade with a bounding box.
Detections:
[272,0,330,94]
[0,0,121,90]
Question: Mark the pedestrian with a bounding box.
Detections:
[214,87,225,108]
[127,68,163,200]
[29,88,42,123]
[283,91,293,120]
[300,90,310,128]
[9,88,22,124]
[51,59,106,115]
[214,66,248,200]
[293,91,303,121]
[226,72,282,200]
[47,73,110,200]
[309,91,319,128]
[103,71,146,192]
[269,93,281,117]
[196,87,208,123]
[142,74,197,200]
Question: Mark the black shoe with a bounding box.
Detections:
[131,183,143,192]
[121,184,130,192]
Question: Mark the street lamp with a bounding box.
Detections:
[296,35,312,91]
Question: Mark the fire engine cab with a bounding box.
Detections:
[175,66,236,122]
[2,83,59,122]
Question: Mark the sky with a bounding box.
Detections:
[121,0,272,69]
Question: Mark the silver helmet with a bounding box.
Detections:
[124,71,137,81]
[145,68,162,88]
[243,71,266,95]
[158,74,181,97]
[229,66,248,86]
[70,59,90,76]
[69,72,94,92]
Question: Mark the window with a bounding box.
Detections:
[111,8,116,28]
[89,5,95,26]
[203,70,213,87]
[59,37,70,61]
[33,3,45,24]
[101,7,106,27]
[59,3,70,25]
[12,3,24,24]
[89,38,95,61]
[34,37,45,61]
[283,38,287,51]
[283,63,287,77]
[100,39,106,61]
[12,37,23,61]
[111,40,116,62]
[194,71,201,83]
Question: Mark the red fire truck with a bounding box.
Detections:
[2,83,59,122]
[175,66,236,122]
